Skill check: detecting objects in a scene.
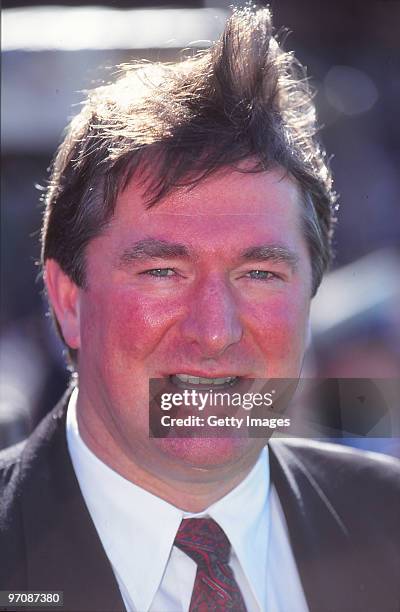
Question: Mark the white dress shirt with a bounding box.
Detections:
[66,388,308,612]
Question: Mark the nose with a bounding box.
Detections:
[180,275,243,358]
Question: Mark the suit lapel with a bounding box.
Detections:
[20,391,125,612]
[269,440,370,612]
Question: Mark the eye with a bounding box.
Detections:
[142,268,176,278]
[246,270,278,281]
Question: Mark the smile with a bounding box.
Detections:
[170,374,240,388]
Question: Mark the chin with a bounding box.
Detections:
[154,436,255,471]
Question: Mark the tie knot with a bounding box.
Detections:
[174,518,231,567]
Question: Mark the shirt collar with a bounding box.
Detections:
[66,387,270,611]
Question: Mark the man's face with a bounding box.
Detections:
[73,165,313,480]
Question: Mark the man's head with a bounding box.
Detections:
[42,6,335,301]
[42,6,336,494]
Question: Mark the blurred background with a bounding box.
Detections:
[1,0,399,453]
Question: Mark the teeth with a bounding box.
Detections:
[174,374,237,386]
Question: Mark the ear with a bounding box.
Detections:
[44,259,81,349]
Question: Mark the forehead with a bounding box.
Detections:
[100,165,308,262]
[116,164,300,218]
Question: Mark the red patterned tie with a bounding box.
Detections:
[174,518,247,611]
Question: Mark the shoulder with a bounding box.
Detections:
[0,391,70,524]
[0,395,70,588]
[270,437,400,488]
[275,437,400,481]
[275,435,398,464]
[0,439,26,478]
[0,438,33,587]
[270,438,400,522]
[0,440,27,523]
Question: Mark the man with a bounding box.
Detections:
[1,5,399,612]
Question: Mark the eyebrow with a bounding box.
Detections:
[240,245,299,271]
[118,239,190,265]
[118,239,299,271]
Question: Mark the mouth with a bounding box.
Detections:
[169,374,241,390]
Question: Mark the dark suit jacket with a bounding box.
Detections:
[1,391,399,612]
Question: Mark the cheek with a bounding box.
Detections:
[245,291,309,365]
[79,286,183,361]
